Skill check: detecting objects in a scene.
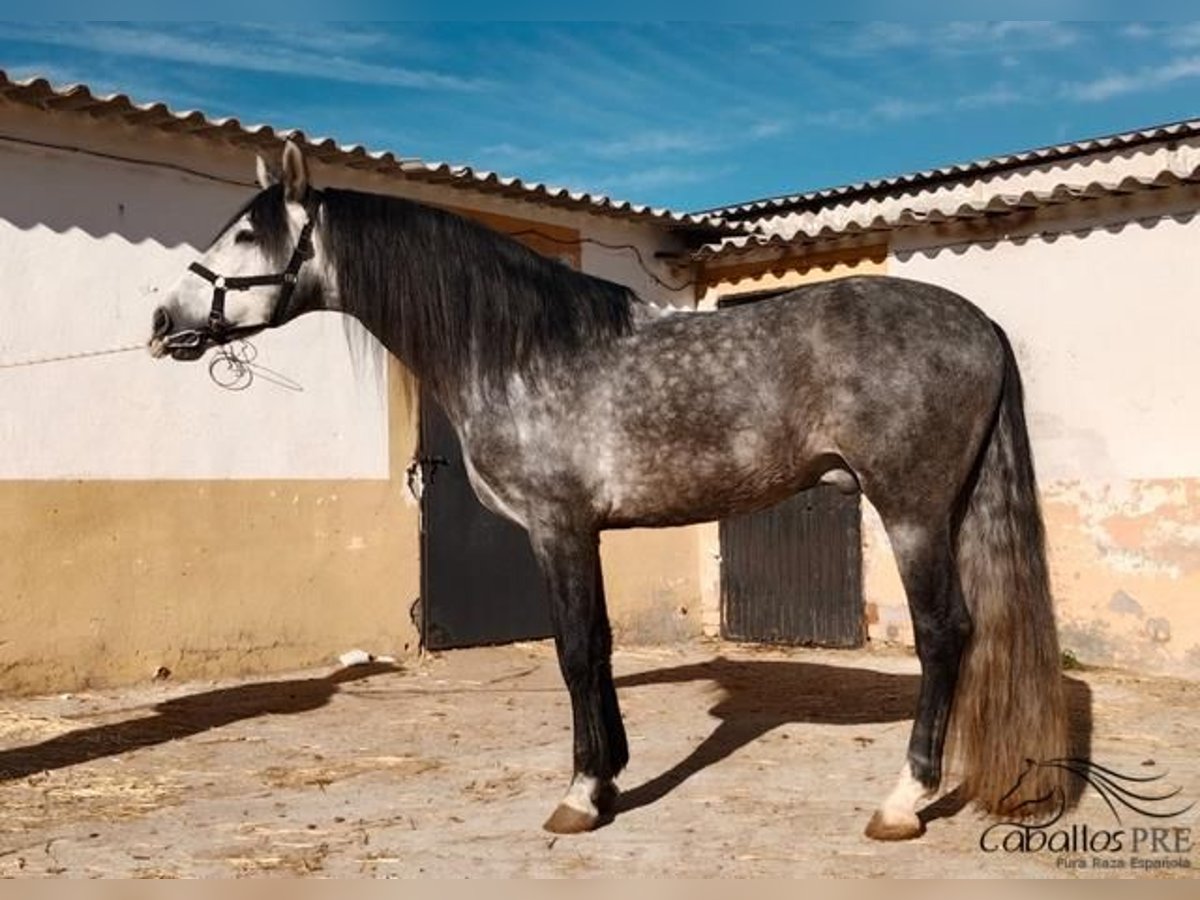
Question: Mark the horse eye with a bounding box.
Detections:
[234,229,256,245]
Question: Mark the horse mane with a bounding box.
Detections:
[313,187,637,396]
[217,185,291,258]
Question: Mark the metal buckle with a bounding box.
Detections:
[162,329,206,351]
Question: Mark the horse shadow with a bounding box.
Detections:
[0,662,398,783]
[612,656,1093,824]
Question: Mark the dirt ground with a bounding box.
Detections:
[0,640,1196,878]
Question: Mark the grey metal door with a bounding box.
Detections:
[719,483,864,647]
[418,391,552,650]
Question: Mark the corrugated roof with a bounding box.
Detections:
[0,70,737,234]
[698,117,1200,221]
[693,168,1200,261]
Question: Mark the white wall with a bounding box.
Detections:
[0,137,390,480]
[884,188,1200,674]
[580,217,692,308]
[891,192,1200,483]
[0,110,685,481]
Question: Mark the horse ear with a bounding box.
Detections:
[281,140,309,203]
[255,154,279,190]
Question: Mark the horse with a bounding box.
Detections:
[148,141,1068,841]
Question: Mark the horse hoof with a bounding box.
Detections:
[864,811,925,841]
[543,804,599,834]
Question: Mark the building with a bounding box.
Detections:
[693,122,1200,676]
[2,70,1197,691]
[0,72,730,691]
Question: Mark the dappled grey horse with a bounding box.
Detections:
[149,142,1067,840]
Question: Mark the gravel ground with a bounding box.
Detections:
[0,640,1196,878]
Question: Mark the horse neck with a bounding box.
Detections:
[317,189,632,422]
[329,261,487,423]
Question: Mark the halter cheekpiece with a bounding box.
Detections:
[164,198,319,353]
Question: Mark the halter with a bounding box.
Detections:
[163,198,320,354]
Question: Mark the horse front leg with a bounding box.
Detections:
[530,525,629,834]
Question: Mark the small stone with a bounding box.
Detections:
[338,649,374,667]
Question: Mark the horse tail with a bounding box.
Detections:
[949,324,1068,816]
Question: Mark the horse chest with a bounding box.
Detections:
[459,447,529,529]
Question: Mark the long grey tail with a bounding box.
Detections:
[949,325,1068,816]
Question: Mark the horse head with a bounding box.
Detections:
[149,141,327,360]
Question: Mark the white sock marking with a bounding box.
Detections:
[561,775,599,815]
[878,762,933,825]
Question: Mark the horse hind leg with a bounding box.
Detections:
[531,525,628,834]
[865,520,971,841]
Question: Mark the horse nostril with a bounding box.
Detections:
[152,307,172,337]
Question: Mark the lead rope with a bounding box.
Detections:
[0,343,145,369]
[0,338,303,392]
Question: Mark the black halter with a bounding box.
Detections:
[163,199,319,354]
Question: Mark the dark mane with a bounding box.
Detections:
[318,188,636,396]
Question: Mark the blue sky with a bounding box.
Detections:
[3,22,1200,211]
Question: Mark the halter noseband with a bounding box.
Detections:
[163,199,319,353]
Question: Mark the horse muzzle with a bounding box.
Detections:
[148,306,207,360]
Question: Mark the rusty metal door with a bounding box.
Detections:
[719,485,864,647]
[418,391,552,650]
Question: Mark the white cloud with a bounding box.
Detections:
[959,21,1078,48]
[0,23,491,92]
[873,98,940,122]
[477,142,555,168]
[1164,22,1200,48]
[1121,23,1157,40]
[843,22,924,55]
[3,61,237,117]
[955,85,1024,110]
[805,82,1024,130]
[749,119,789,139]
[825,20,1080,58]
[592,164,733,193]
[1061,56,1200,101]
[591,130,717,159]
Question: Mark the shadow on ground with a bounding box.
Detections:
[0,662,398,782]
[0,653,1092,832]
[612,657,1093,823]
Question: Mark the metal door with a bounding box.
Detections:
[418,391,552,650]
[720,484,864,647]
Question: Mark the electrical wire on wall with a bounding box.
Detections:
[0,132,700,294]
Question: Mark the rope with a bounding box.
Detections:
[0,338,303,393]
[0,343,145,369]
[207,340,304,392]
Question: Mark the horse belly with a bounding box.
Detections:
[598,424,826,529]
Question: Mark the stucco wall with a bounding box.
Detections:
[0,100,692,692]
[889,188,1200,676]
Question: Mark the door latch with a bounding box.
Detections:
[406,454,449,501]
